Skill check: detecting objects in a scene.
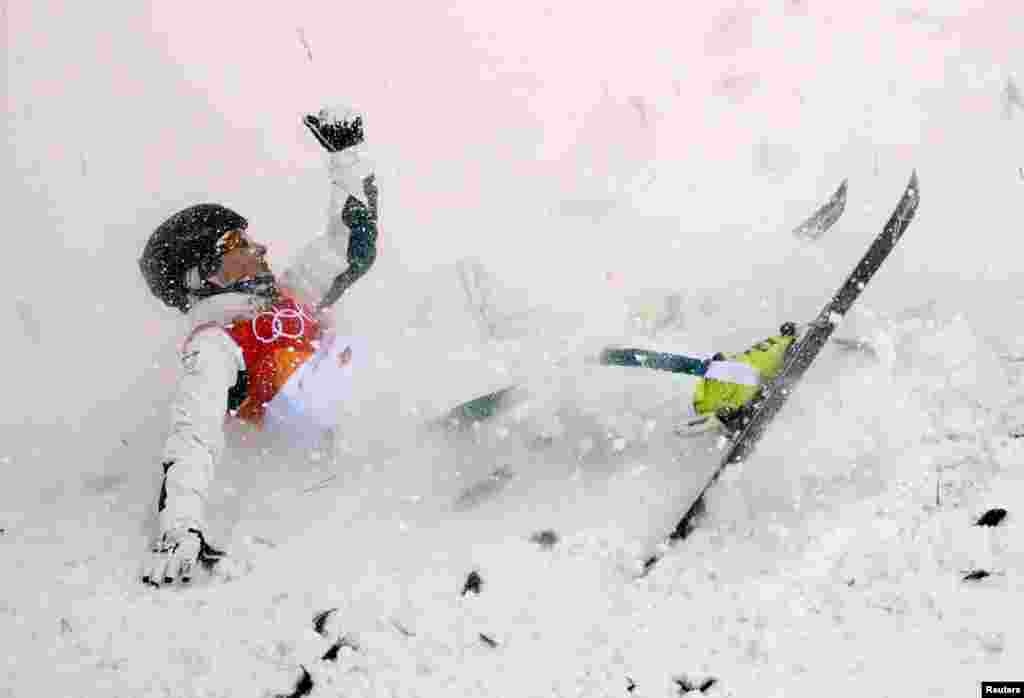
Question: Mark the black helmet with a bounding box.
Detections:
[139,204,248,313]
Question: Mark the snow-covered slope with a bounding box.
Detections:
[4,1,1023,696]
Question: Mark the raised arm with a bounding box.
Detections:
[280,107,380,311]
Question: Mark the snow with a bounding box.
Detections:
[4,1,1024,697]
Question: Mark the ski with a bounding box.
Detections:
[793,179,848,240]
[599,347,709,376]
[600,335,878,378]
[428,385,525,432]
[640,171,920,576]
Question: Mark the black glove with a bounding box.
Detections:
[304,112,364,153]
[779,321,797,337]
[141,527,225,587]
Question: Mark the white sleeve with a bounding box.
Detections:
[280,146,378,305]
[158,327,243,533]
[327,146,375,208]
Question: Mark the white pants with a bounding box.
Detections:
[263,333,360,446]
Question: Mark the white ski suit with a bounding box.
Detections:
[157,147,376,535]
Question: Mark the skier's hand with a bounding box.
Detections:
[304,108,364,153]
[141,527,223,587]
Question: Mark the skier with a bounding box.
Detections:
[138,106,379,586]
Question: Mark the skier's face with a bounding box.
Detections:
[216,229,271,283]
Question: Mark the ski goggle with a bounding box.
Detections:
[215,228,254,256]
[196,228,264,281]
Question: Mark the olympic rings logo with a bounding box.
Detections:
[252,304,317,344]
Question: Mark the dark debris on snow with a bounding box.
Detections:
[311,608,337,637]
[461,570,483,596]
[529,529,559,548]
[321,634,360,662]
[975,508,1008,527]
[674,674,718,694]
[275,666,313,698]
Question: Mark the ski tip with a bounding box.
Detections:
[908,170,919,190]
